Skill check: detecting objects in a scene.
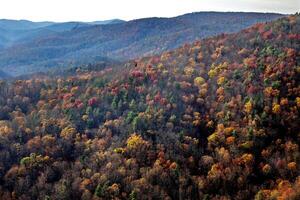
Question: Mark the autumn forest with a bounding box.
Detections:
[0,11,299,200]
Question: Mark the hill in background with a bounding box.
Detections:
[0,18,125,48]
[0,12,283,76]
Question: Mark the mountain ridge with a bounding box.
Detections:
[0,12,283,76]
[0,18,125,48]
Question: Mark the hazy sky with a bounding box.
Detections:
[0,0,299,22]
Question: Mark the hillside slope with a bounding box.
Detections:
[0,12,283,76]
[0,15,299,199]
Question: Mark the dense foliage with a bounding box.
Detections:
[0,12,282,76]
[0,15,299,199]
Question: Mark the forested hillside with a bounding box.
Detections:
[0,14,299,199]
[0,12,282,76]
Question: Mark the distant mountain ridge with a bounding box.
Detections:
[0,18,125,31]
[0,19,125,48]
[0,19,53,30]
[0,12,283,76]
[88,19,126,25]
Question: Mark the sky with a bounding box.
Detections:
[0,0,299,22]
